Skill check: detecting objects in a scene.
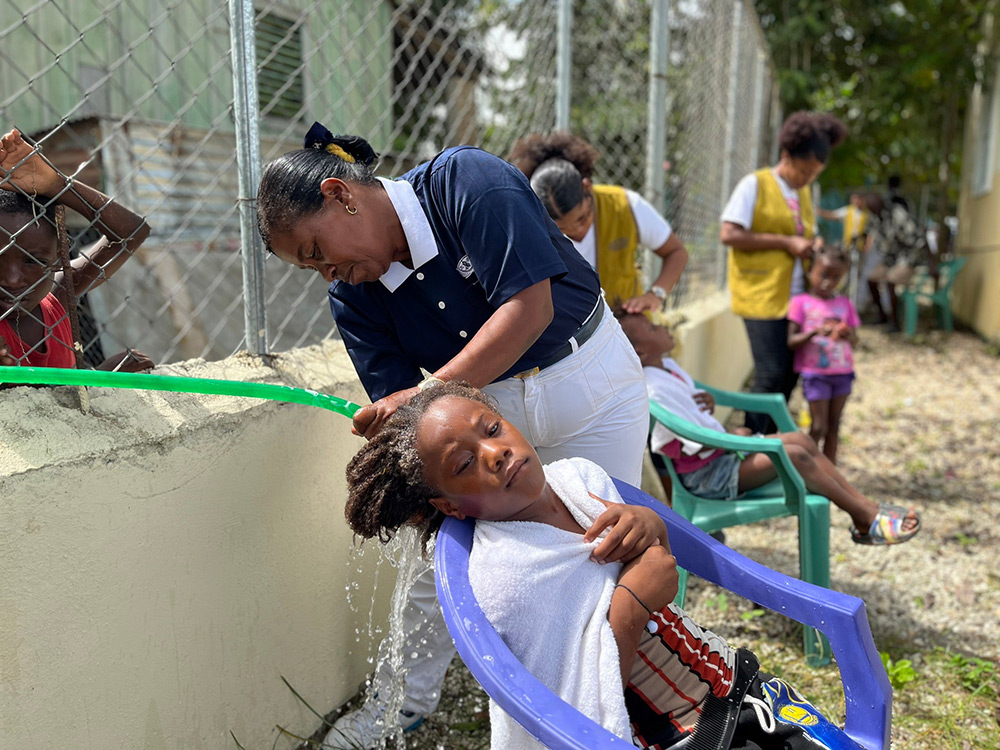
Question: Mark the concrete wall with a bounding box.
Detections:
[0,342,389,749]
[0,291,750,749]
[954,53,1000,342]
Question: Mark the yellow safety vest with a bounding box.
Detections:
[592,184,642,308]
[842,205,867,251]
[727,169,814,320]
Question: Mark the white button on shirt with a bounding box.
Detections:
[438,301,446,309]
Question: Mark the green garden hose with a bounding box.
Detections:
[0,366,361,419]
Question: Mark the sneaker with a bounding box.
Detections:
[322,699,425,749]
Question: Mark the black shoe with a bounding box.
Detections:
[709,530,726,545]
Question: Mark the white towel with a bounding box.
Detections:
[468,457,634,750]
[646,357,727,458]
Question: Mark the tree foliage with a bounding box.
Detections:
[755,0,996,211]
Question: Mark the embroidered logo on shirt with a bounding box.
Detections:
[456,255,474,278]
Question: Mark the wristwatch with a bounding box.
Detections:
[649,285,668,309]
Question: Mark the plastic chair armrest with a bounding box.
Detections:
[649,401,806,505]
[693,382,798,433]
[612,480,892,750]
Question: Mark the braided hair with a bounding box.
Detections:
[344,382,500,552]
[256,122,379,250]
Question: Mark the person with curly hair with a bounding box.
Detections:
[720,111,847,433]
[508,132,688,314]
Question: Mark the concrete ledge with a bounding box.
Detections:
[0,341,389,749]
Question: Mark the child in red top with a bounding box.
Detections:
[787,245,860,463]
[0,127,153,376]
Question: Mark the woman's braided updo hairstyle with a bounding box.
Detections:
[344,381,501,551]
[256,122,379,251]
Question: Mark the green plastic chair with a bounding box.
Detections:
[901,256,967,338]
[650,384,832,666]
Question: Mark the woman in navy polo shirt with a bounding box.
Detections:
[257,123,648,749]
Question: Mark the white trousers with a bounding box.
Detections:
[372,304,650,714]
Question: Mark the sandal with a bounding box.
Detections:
[851,502,921,545]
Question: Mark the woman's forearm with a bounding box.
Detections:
[432,278,554,387]
[720,222,792,252]
[650,234,689,293]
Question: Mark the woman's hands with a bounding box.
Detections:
[0,129,64,197]
[352,385,420,439]
[585,498,670,565]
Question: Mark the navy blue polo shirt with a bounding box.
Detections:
[329,146,601,401]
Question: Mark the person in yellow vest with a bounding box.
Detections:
[508,132,688,314]
[819,193,868,252]
[818,193,869,302]
[720,111,847,434]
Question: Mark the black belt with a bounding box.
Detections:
[514,300,605,379]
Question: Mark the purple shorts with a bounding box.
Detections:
[801,372,855,402]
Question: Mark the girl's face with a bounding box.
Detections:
[554,190,594,242]
[416,395,548,522]
[267,179,394,285]
[0,214,58,318]
[621,313,675,363]
[778,153,826,190]
[808,257,846,299]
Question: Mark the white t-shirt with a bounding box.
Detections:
[571,188,672,268]
[720,170,815,296]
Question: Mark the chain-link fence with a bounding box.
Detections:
[1,0,776,367]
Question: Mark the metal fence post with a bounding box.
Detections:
[644,0,670,290]
[717,0,744,287]
[229,0,269,356]
[749,50,765,169]
[556,0,572,130]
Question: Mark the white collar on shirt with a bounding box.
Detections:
[376,176,440,292]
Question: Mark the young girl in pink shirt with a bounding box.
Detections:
[787,245,859,464]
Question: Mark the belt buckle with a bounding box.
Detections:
[514,366,540,379]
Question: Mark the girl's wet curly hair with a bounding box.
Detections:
[344,381,500,551]
[507,131,600,180]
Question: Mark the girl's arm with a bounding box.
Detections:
[0,129,150,299]
[787,319,818,350]
[608,546,678,687]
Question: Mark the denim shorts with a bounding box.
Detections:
[677,452,743,501]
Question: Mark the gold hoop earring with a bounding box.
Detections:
[346,204,358,215]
